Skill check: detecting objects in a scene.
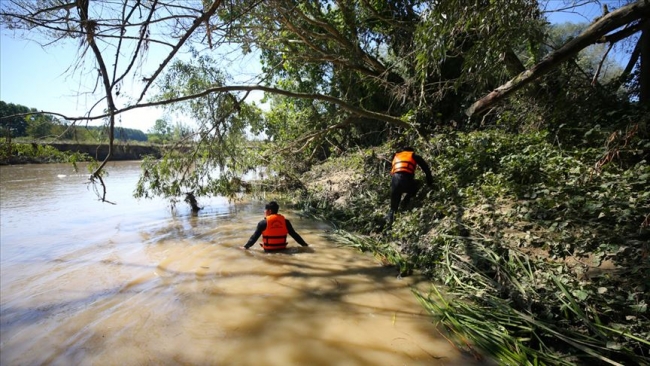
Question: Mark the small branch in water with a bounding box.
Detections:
[88,174,115,205]
[184,192,201,212]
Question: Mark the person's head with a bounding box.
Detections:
[265,201,280,215]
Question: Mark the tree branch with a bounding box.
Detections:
[22,85,411,129]
[617,38,642,87]
[596,18,650,44]
[77,0,118,201]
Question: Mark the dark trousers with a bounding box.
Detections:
[389,173,419,213]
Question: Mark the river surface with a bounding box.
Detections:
[1,161,482,365]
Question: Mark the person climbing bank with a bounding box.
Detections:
[386,147,434,227]
[242,201,309,252]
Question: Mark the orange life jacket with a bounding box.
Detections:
[391,151,417,175]
[261,214,288,250]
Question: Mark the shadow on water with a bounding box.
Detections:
[0,242,463,363]
[2,251,423,323]
[2,264,456,363]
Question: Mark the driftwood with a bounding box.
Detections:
[466,0,650,117]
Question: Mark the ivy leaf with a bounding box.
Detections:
[630,303,647,313]
[573,290,589,301]
[606,342,622,350]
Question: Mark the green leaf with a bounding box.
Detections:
[573,290,589,301]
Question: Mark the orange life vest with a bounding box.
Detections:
[391,151,417,175]
[261,214,288,250]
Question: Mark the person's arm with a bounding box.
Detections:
[286,219,309,246]
[413,154,434,185]
[243,219,267,249]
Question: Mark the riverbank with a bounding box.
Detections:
[0,141,163,165]
[48,142,162,161]
[283,131,649,365]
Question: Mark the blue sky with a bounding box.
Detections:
[0,1,629,133]
[0,31,167,132]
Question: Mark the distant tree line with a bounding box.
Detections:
[0,100,148,142]
[146,118,193,144]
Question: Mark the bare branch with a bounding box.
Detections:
[105,85,410,128]
[596,18,650,44]
[592,42,614,86]
[136,0,224,103]
[112,0,158,88]
[617,38,642,86]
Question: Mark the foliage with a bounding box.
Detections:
[414,0,544,120]
[1,100,149,142]
[3,1,646,201]
[135,55,266,207]
[113,126,148,142]
[149,118,173,137]
[0,142,93,165]
[226,0,414,157]
[1,100,36,137]
[3,1,650,362]
[146,118,192,144]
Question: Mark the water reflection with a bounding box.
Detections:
[1,162,484,365]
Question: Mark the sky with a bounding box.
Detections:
[0,31,169,133]
[0,1,631,133]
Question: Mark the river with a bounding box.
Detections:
[0,161,482,365]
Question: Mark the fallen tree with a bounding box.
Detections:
[466,0,650,116]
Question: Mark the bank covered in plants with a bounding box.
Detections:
[281,128,649,365]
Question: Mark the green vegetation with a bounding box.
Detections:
[0,141,93,165]
[0,100,162,164]
[1,100,148,142]
[285,128,648,365]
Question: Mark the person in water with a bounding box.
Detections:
[242,201,310,251]
[386,146,434,227]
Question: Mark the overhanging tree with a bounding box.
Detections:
[1,0,644,202]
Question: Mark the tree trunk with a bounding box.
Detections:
[466,0,650,116]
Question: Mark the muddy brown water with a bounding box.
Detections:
[1,161,484,365]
